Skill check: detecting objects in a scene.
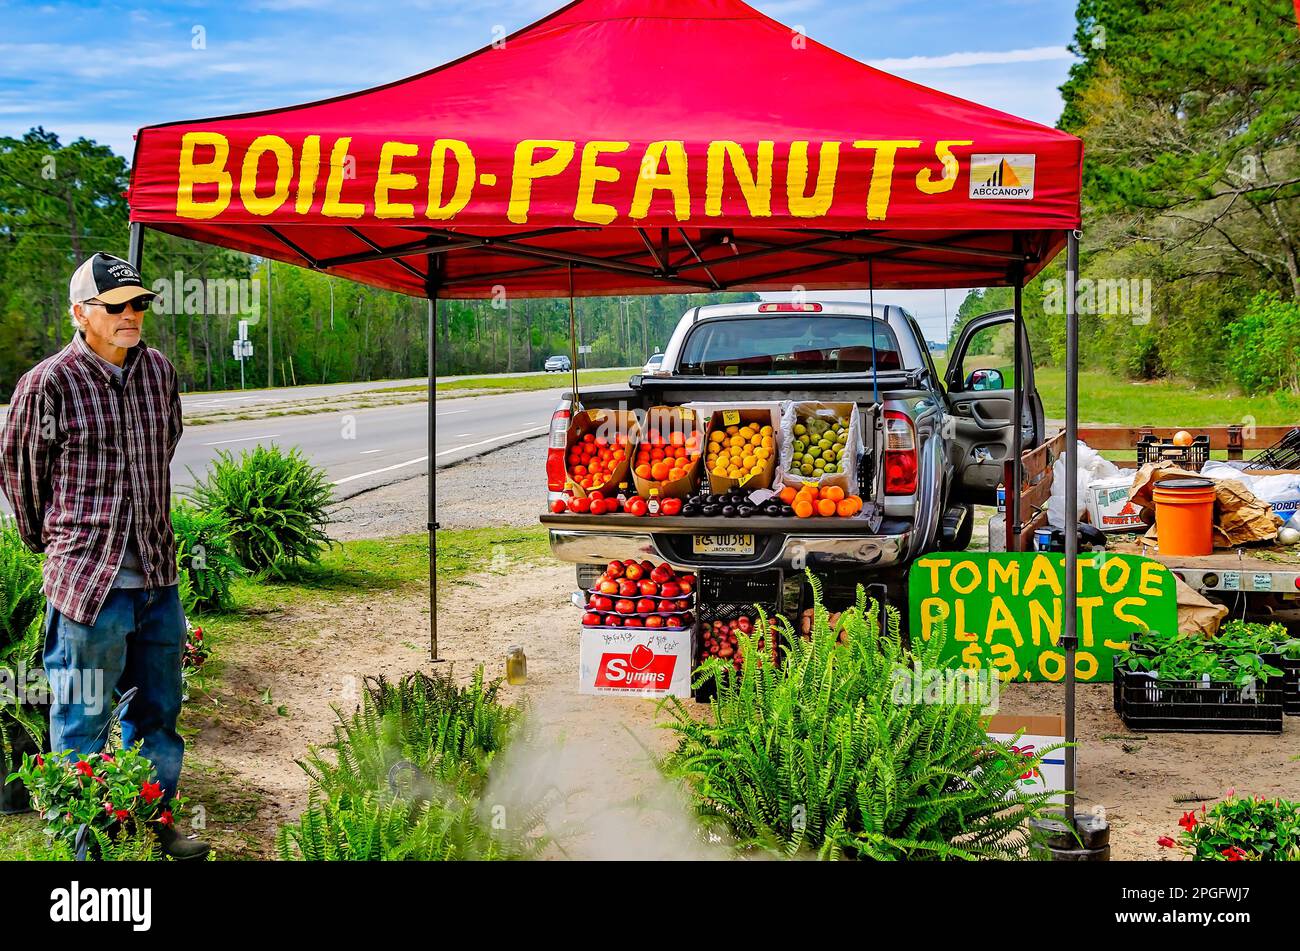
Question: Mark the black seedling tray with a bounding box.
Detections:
[1112,664,1284,734]
[1137,434,1209,471]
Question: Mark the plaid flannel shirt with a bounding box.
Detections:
[0,332,183,626]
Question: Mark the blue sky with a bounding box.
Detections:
[0,0,1081,337]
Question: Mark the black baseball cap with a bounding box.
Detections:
[69,252,156,306]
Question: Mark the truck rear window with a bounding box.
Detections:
[677,316,903,376]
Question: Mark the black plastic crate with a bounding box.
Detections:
[1243,427,1300,471]
[698,570,782,605]
[693,570,785,703]
[1281,656,1300,717]
[1112,665,1284,734]
[1137,434,1209,471]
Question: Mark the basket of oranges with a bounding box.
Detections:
[632,407,704,498]
[779,483,863,518]
[705,408,780,492]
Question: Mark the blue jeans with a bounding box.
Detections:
[42,587,186,801]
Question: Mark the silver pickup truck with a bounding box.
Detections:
[540,300,1045,606]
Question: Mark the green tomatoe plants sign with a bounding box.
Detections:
[908,552,1178,683]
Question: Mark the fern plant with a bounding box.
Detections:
[280,668,546,861]
[661,572,1060,860]
[171,500,244,613]
[189,444,333,577]
[0,517,47,773]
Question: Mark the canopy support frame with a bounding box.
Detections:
[1063,229,1080,822]
[426,253,445,664]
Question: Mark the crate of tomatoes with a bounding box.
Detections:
[579,559,696,631]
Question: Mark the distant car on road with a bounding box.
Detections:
[544,355,571,372]
[642,353,665,374]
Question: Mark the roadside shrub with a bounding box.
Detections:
[171,500,243,613]
[1159,792,1300,861]
[278,669,544,861]
[661,575,1059,860]
[190,444,333,577]
[1226,291,1300,394]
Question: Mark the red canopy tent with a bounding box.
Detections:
[127,0,1086,817]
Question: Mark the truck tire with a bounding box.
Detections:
[941,503,976,552]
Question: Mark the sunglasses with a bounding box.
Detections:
[85,297,152,315]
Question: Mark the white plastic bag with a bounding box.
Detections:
[1048,441,1120,529]
[776,401,859,494]
[1202,461,1300,523]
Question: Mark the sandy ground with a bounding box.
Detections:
[188,445,1297,860]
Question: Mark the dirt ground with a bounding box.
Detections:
[187,442,1297,860]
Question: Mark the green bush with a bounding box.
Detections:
[171,500,243,614]
[0,516,46,768]
[1226,291,1300,394]
[278,669,543,861]
[190,444,333,577]
[661,575,1059,860]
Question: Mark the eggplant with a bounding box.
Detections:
[780,504,795,518]
[721,504,737,518]
[701,503,720,517]
[737,504,755,518]
[682,502,700,517]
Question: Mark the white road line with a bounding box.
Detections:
[203,433,280,446]
[435,425,547,458]
[359,449,383,454]
[332,455,429,486]
[455,432,474,437]
[435,409,468,417]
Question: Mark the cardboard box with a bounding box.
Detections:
[984,714,1066,805]
[704,407,781,493]
[564,408,640,498]
[631,406,704,500]
[1085,474,1145,532]
[578,626,693,697]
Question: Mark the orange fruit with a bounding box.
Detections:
[817,498,837,517]
[794,499,814,518]
[779,486,797,504]
[823,485,844,502]
[634,464,651,479]
[836,499,855,517]
[845,495,862,515]
[650,461,671,481]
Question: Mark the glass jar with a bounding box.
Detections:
[506,645,527,685]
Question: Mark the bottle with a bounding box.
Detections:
[616,482,630,511]
[996,482,1006,513]
[646,488,662,517]
[506,645,527,685]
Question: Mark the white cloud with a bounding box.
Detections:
[871,45,1071,71]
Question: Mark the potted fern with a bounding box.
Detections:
[0,517,48,814]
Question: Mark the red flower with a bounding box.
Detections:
[103,801,115,815]
[1179,811,1198,831]
[115,809,130,821]
[1222,846,1248,862]
[34,755,43,768]
[75,760,95,777]
[158,810,174,827]
[140,781,163,804]
[99,753,114,764]
[1157,836,1177,848]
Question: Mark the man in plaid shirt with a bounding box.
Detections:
[0,252,208,859]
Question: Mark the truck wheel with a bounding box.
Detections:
[941,504,975,552]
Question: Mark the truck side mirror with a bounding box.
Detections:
[964,368,1004,391]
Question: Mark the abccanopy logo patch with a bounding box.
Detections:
[969,154,1036,199]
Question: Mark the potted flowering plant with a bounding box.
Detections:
[1158,790,1300,861]
[8,744,187,858]
[181,619,212,702]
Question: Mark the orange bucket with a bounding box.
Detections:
[1152,476,1215,556]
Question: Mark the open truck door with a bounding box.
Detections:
[945,310,1045,505]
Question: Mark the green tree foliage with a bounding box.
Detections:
[1226,291,1300,393]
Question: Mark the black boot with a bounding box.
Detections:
[153,823,211,860]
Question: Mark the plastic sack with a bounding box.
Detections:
[1202,461,1300,524]
[776,401,860,494]
[1047,441,1121,529]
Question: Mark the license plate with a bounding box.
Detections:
[693,533,755,555]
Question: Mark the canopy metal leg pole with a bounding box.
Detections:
[428,296,441,664]
[1011,282,1024,548]
[1064,229,1081,822]
[567,263,582,412]
[128,222,144,269]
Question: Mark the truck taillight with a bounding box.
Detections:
[883,410,917,496]
[757,302,823,313]
[546,407,571,492]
